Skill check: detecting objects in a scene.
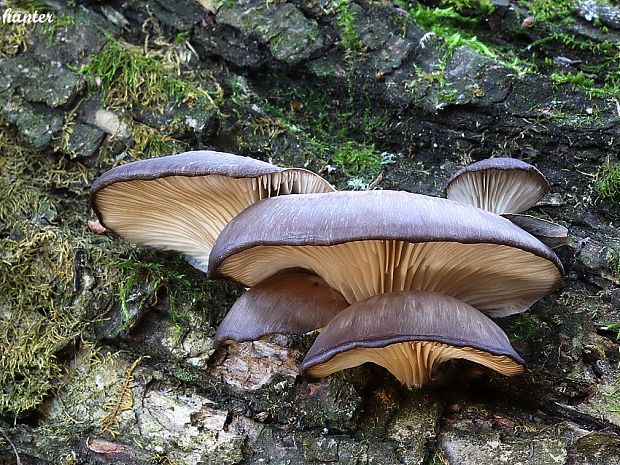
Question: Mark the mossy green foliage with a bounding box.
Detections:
[596,162,620,203]
[528,0,575,22]
[128,121,186,159]
[0,22,28,56]
[0,1,32,56]
[0,123,230,415]
[535,32,620,97]
[0,1,75,53]
[438,0,494,12]
[395,0,536,74]
[114,258,214,339]
[507,313,550,343]
[0,224,80,414]
[428,447,450,465]
[81,39,221,111]
[0,131,93,415]
[233,77,389,177]
[519,0,620,97]
[551,70,595,87]
[398,0,618,97]
[333,141,381,174]
[42,14,76,43]
[604,248,620,283]
[603,322,620,341]
[609,375,620,413]
[406,2,488,57]
[335,0,363,52]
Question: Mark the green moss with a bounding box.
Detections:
[173,31,191,45]
[551,71,595,87]
[410,3,477,31]
[335,0,364,53]
[607,377,620,413]
[0,157,55,228]
[0,16,29,56]
[237,79,392,177]
[604,248,620,282]
[596,162,620,203]
[43,14,76,43]
[174,368,204,384]
[396,1,536,74]
[115,259,190,332]
[528,31,620,97]
[114,254,223,338]
[528,0,576,22]
[428,447,450,465]
[333,141,381,175]
[81,39,221,111]
[128,121,186,158]
[0,1,75,51]
[439,87,459,103]
[602,323,620,340]
[0,224,81,415]
[439,0,494,13]
[507,313,550,343]
[0,126,134,416]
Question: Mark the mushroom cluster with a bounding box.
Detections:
[91,151,565,389]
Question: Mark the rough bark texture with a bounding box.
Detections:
[1,0,620,464]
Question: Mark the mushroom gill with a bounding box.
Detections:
[90,151,333,272]
[209,191,564,317]
[302,290,525,388]
[215,271,348,345]
[446,158,549,214]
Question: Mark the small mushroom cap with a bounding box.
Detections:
[90,151,334,272]
[446,158,550,214]
[209,190,564,317]
[502,214,568,249]
[214,272,348,345]
[302,290,525,388]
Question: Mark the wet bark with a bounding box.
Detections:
[1,0,619,463]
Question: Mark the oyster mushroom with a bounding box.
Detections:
[502,214,568,249]
[215,272,348,345]
[446,158,567,247]
[208,190,564,317]
[446,157,549,214]
[90,151,334,272]
[302,290,525,388]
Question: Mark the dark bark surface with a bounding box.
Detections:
[1,0,620,463]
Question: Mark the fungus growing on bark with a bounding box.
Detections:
[90,151,334,272]
[91,152,564,392]
[446,158,567,247]
[502,214,568,249]
[302,290,525,388]
[215,272,348,345]
[208,190,563,317]
[446,158,549,214]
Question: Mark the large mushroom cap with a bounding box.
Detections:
[208,190,563,317]
[302,290,525,388]
[90,151,334,272]
[446,158,550,214]
[215,272,348,345]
